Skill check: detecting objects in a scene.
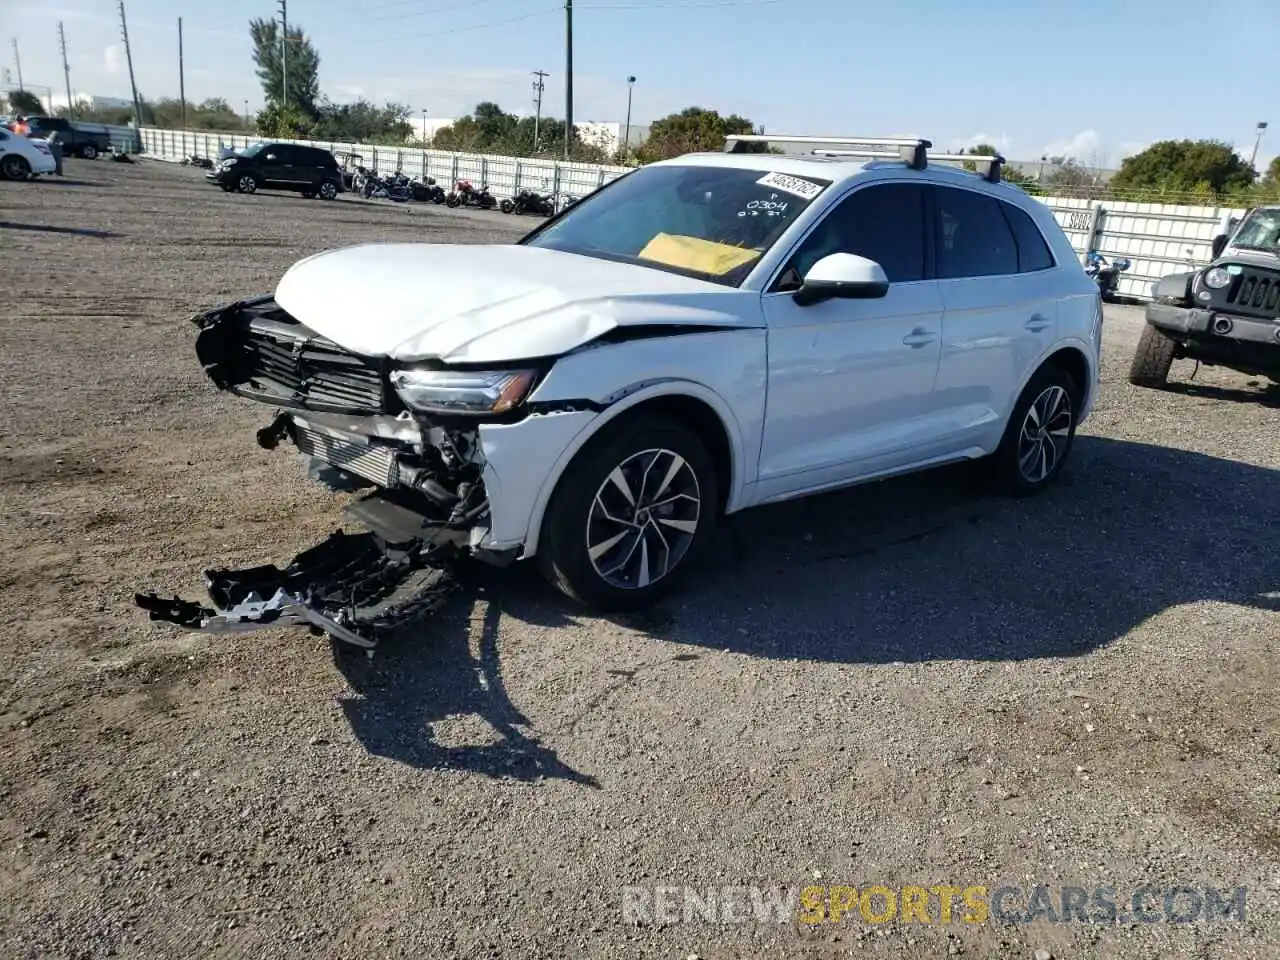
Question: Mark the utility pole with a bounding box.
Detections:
[11,38,23,91]
[622,75,635,156]
[118,1,143,128]
[58,22,73,117]
[564,0,573,159]
[177,17,186,128]
[1249,121,1268,168]
[278,0,288,108]
[531,70,548,152]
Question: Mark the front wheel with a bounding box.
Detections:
[536,416,719,611]
[1128,323,1176,387]
[237,174,258,194]
[985,364,1080,497]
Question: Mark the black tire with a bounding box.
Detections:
[0,154,30,180]
[237,174,258,194]
[1128,323,1177,387]
[79,143,98,160]
[985,363,1080,497]
[445,193,460,208]
[536,415,719,612]
[499,198,514,214]
[317,180,338,200]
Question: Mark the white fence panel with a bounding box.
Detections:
[139,127,1261,301]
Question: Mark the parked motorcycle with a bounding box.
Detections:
[499,188,555,216]
[445,179,496,209]
[1085,249,1131,302]
[411,175,447,204]
[359,170,412,202]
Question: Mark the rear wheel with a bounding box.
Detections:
[499,198,515,214]
[985,363,1080,497]
[79,143,98,160]
[536,416,719,611]
[318,180,338,200]
[1128,323,1177,387]
[0,155,30,180]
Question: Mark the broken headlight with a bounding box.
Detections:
[390,368,537,416]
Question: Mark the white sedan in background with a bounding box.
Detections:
[0,128,58,179]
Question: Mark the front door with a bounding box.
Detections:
[755,181,946,502]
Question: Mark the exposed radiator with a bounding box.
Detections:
[293,420,399,488]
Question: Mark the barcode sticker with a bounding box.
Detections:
[755,171,824,200]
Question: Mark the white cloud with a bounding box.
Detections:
[1039,129,1101,162]
[104,45,121,77]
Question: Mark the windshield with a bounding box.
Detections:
[238,141,269,158]
[1229,208,1280,253]
[521,164,831,286]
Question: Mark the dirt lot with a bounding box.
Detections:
[1,158,1277,960]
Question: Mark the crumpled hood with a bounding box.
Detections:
[273,242,760,364]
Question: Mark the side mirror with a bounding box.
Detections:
[1210,234,1228,259]
[793,253,889,306]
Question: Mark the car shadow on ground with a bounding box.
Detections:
[330,435,1278,780]
[0,221,117,238]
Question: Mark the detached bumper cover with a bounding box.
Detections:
[135,530,458,649]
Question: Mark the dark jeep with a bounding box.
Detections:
[1129,205,1280,388]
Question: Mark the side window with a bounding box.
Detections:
[1000,201,1056,272]
[934,186,1018,278]
[779,182,927,287]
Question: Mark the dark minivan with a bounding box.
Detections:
[207,141,343,199]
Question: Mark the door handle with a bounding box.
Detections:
[902,327,937,348]
[1025,314,1051,332]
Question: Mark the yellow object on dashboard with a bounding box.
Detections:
[637,233,760,276]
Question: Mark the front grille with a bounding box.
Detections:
[1219,266,1280,318]
[293,422,400,487]
[242,314,387,413]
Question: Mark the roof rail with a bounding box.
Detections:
[929,152,1006,184]
[722,134,1006,183]
[724,134,931,171]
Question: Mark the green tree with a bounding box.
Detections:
[255,101,314,139]
[636,107,762,160]
[429,103,607,161]
[1109,139,1256,195]
[960,143,1039,192]
[6,89,44,114]
[312,98,413,143]
[249,17,321,116]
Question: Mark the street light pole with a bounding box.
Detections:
[622,75,635,158]
[421,107,428,145]
[1248,121,1268,168]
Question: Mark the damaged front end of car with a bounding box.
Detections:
[135,294,540,653]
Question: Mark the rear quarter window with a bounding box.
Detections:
[1000,201,1057,272]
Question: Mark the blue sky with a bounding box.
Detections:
[5,0,1278,168]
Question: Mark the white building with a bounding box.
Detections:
[574,120,650,156]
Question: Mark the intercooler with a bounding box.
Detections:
[292,418,400,488]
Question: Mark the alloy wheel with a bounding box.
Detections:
[319,181,337,200]
[1017,385,1073,483]
[238,175,257,194]
[586,448,702,590]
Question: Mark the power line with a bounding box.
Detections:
[579,0,782,6]
[351,7,557,43]
[369,0,501,23]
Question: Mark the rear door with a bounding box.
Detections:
[931,185,1060,451]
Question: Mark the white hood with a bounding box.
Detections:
[272,242,761,364]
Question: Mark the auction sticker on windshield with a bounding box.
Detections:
[755,171,825,200]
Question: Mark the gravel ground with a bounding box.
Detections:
[1,159,1277,960]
